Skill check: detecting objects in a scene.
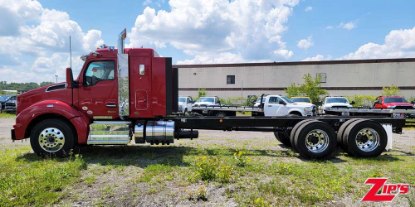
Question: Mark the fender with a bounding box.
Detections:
[288,109,305,116]
[14,100,90,144]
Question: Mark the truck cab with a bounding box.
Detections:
[373,96,414,109]
[12,30,180,156]
[263,95,315,116]
[178,96,193,113]
[193,96,221,107]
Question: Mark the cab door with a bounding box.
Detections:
[264,96,281,116]
[77,60,118,119]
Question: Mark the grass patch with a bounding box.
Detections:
[3,136,412,206]
[0,113,16,118]
[0,147,85,207]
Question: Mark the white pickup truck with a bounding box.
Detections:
[192,95,316,117]
[178,96,194,113]
[263,95,315,116]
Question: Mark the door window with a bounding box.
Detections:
[84,61,115,86]
[269,97,279,104]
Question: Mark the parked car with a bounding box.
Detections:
[178,96,194,113]
[193,96,221,107]
[290,97,312,104]
[320,96,353,113]
[0,95,10,111]
[373,96,414,109]
[3,95,17,113]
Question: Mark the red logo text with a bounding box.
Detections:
[362,178,410,202]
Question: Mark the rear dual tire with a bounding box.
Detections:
[274,131,291,146]
[341,119,387,157]
[290,120,337,159]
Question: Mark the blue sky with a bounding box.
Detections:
[1,0,415,83]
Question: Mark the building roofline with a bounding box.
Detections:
[174,57,415,68]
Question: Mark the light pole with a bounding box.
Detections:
[55,74,58,83]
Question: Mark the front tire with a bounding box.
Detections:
[30,119,76,157]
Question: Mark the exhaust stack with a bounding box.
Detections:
[118,28,127,54]
[117,28,129,118]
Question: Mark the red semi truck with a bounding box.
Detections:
[11,30,405,159]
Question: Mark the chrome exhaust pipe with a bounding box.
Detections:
[118,28,127,54]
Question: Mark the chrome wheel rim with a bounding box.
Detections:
[355,128,380,152]
[38,127,65,153]
[305,129,329,153]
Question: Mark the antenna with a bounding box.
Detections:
[69,36,72,68]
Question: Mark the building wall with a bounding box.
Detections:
[175,58,415,99]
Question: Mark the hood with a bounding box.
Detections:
[324,103,352,108]
[384,102,413,107]
[291,102,314,107]
[17,82,71,114]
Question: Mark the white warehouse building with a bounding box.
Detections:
[175,58,415,99]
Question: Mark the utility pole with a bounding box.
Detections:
[55,74,58,83]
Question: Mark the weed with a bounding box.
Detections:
[253,197,270,207]
[194,156,218,181]
[83,175,96,187]
[188,185,208,201]
[217,164,233,183]
[234,150,248,167]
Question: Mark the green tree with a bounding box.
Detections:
[285,83,302,97]
[194,88,207,100]
[40,82,54,87]
[382,85,400,96]
[285,74,328,104]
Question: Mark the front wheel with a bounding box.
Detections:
[30,119,76,157]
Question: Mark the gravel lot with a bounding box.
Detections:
[1,118,413,153]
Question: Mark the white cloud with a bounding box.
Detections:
[344,27,415,59]
[130,0,299,63]
[326,21,356,30]
[302,54,329,61]
[0,0,104,83]
[274,49,294,59]
[339,21,356,30]
[304,6,312,12]
[297,36,313,50]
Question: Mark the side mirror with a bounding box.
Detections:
[66,68,74,88]
[279,100,286,105]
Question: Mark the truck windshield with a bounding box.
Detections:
[384,97,407,103]
[178,97,186,103]
[326,98,348,103]
[291,97,310,103]
[198,97,214,102]
[281,96,294,103]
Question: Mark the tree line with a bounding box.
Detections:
[0,81,54,94]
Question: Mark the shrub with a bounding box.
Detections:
[382,85,400,96]
[234,150,248,167]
